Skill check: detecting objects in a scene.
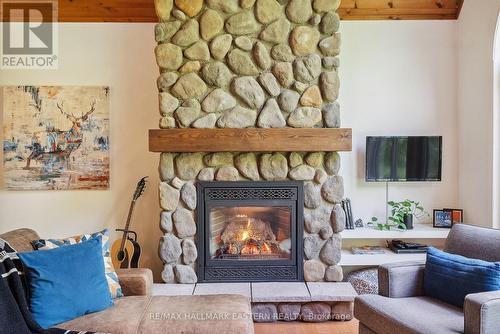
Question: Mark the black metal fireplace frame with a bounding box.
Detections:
[196,181,304,282]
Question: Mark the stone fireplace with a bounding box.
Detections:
[197,181,304,282]
[158,151,345,284]
[152,0,346,284]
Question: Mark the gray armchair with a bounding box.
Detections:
[354,224,500,334]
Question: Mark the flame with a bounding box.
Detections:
[240,219,252,241]
[227,218,279,256]
[228,244,238,254]
[262,243,271,253]
[241,244,259,255]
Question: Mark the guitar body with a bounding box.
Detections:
[111,238,141,269]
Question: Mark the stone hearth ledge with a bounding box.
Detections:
[153,283,195,296]
[152,281,357,323]
[194,282,251,297]
[252,282,310,302]
[152,282,357,302]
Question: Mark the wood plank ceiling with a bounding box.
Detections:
[339,0,463,20]
[51,0,463,22]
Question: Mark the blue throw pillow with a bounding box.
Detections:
[18,237,113,328]
[424,247,500,308]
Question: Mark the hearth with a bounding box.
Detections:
[196,181,304,282]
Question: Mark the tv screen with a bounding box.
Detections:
[365,136,442,182]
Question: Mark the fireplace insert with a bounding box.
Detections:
[196,181,304,282]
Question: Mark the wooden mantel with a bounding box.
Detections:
[149,128,352,153]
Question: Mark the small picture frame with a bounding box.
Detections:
[444,208,463,225]
[433,209,453,228]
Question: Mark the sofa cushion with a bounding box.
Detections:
[58,296,152,334]
[141,294,254,334]
[424,247,500,308]
[354,295,463,334]
[59,294,254,334]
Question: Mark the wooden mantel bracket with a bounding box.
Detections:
[149,128,352,153]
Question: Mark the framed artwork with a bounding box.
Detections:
[444,208,463,225]
[433,209,453,228]
[2,86,110,190]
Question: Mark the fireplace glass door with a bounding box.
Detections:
[209,206,292,261]
[197,181,304,282]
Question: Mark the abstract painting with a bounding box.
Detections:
[2,86,110,190]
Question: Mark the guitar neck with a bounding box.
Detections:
[120,200,136,251]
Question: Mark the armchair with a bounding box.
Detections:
[354,224,500,334]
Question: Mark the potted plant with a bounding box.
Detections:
[387,200,428,230]
[368,216,386,231]
[368,216,402,231]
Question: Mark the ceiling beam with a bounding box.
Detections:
[2,0,464,22]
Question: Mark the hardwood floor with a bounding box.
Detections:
[254,319,358,334]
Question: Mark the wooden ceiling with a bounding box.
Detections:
[49,0,463,23]
[339,0,463,20]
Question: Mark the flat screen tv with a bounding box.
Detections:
[365,136,442,182]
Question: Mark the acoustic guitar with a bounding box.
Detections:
[111,176,148,269]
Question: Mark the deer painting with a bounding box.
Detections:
[24,100,96,170]
[3,86,109,190]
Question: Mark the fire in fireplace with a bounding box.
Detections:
[210,206,292,260]
[197,181,303,282]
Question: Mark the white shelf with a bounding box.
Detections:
[339,249,427,266]
[341,223,450,239]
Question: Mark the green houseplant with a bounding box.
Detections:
[369,200,428,231]
[368,216,386,231]
[387,200,428,230]
[369,216,400,231]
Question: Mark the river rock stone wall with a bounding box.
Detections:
[154,0,343,283]
[252,301,353,322]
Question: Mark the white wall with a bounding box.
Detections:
[457,0,500,228]
[0,20,462,280]
[495,14,500,229]
[339,21,459,224]
[0,24,165,280]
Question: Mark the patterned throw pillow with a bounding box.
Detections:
[31,229,123,299]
